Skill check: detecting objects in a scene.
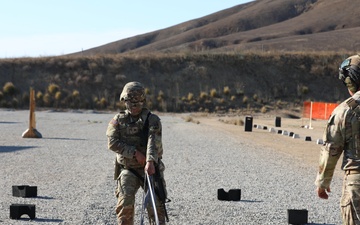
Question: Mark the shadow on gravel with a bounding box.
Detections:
[0,146,37,153]
[240,199,263,203]
[307,223,336,225]
[16,218,63,223]
[0,121,19,124]
[43,137,86,141]
[36,196,55,200]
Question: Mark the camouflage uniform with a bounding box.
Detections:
[106,82,166,225]
[315,91,360,225]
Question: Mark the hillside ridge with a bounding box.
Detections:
[71,0,360,56]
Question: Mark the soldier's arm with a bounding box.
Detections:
[315,112,345,189]
[106,115,136,158]
[146,114,163,163]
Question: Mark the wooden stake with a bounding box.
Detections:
[22,88,42,138]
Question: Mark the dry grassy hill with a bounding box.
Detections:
[0,0,359,114]
[72,0,360,55]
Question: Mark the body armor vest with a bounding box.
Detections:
[117,111,150,168]
[120,117,147,150]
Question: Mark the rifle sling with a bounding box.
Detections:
[128,168,145,186]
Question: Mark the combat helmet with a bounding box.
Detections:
[120,81,146,102]
[339,54,360,93]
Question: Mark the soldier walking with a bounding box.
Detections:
[315,55,360,225]
[106,81,167,225]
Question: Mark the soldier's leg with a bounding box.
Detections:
[341,174,360,225]
[115,170,141,225]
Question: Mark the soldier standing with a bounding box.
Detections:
[315,55,360,224]
[106,81,167,225]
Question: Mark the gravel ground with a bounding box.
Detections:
[0,109,343,224]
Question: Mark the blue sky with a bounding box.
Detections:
[0,1,253,58]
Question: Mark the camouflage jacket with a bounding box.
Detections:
[315,91,360,189]
[106,108,163,169]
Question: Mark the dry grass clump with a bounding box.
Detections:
[219,118,244,126]
[3,82,16,95]
[183,115,200,124]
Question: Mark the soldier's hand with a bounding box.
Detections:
[145,161,155,175]
[134,150,146,166]
[317,187,331,199]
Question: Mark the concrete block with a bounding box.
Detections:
[10,204,36,220]
[269,128,276,133]
[12,185,37,198]
[217,188,241,201]
[287,209,308,225]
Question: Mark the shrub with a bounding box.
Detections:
[261,106,267,113]
[3,82,16,95]
[223,86,230,96]
[55,91,62,101]
[0,91,3,101]
[158,90,165,100]
[99,97,107,108]
[48,83,59,95]
[184,116,193,122]
[157,96,163,102]
[301,86,309,95]
[36,91,43,100]
[189,100,197,105]
[43,93,53,106]
[187,92,194,101]
[199,91,208,100]
[145,88,151,95]
[36,91,44,106]
[210,89,217,98]
[243,96,248,104]
[72,90,80,98]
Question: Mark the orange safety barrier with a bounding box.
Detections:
[302,101,339,120]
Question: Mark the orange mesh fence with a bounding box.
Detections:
[302,101,339,120]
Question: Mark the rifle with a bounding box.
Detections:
[141,172,159,225]
[129,165,170,223]
[139,111,170,222]
[153,164,170,222]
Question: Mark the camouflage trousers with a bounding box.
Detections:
[115,168,166,225]
[341,173,360,225]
